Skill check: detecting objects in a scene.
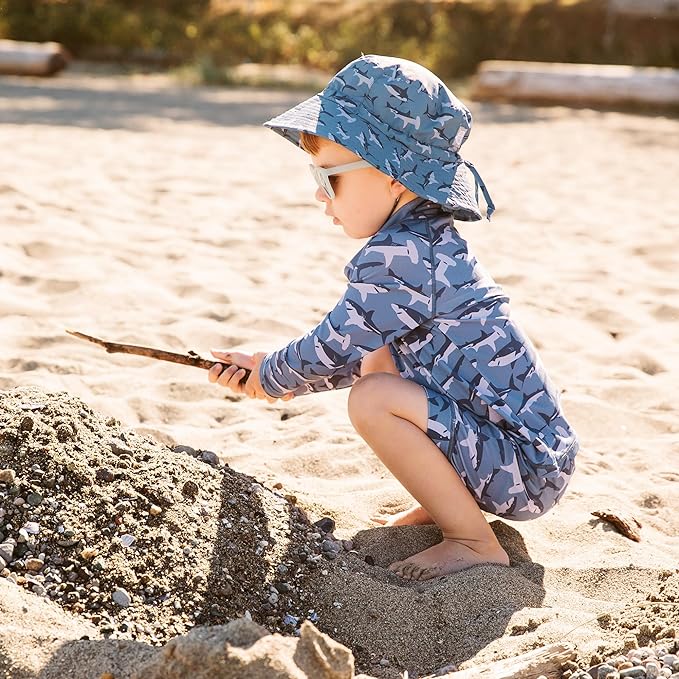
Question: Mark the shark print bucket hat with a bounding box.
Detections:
[264,54,494,221]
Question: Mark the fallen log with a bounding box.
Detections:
[472,61,679,108]
[426,642,577,679]
[0,39,69,76]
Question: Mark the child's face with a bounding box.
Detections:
[310,139,402,239]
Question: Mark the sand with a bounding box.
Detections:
[0,67,678,678]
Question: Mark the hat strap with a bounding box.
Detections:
[463,160,496,220]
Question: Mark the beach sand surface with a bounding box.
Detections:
[0,69,678,677]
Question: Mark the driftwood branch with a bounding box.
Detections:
[426,642,576,679]
[591,510,642,542]
[66,330,251,381]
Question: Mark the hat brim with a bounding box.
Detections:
[264,93,484,222]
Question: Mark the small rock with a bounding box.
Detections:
[80,547,98,561]
[647,663,661,679]
[342,540,354,551]
[182,480,199,498]
[199,450,219,465]
[119,534,135,548]
[149,504,162,516]
[379,658,390,667]
[174,444,197,457]
[109,438,133,456]
[112,588,132,608]
[25,558,44,572]
[321,539,340,553]
[95,468,115,482]
[13,497,24,507]
[313,517,335,534]
[620,668,647,678]
[22,522,40,535]
[26,492,43,507]
[0,543,14,563]
[31,583,46,596]
[0,469,16,485]
[20,416,34,432]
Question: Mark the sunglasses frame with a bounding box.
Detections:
[309,159,371,199]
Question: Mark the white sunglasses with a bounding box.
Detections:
[309,160,371,200]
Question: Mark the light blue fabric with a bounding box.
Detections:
[259,200,578,519]
[265,54,494,221]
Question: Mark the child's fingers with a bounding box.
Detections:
[207,362,224,384]
[212,365,246,392]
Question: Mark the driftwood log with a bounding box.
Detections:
[66,330,251,382]
[472,61,679,108]
[425,642,577,679]
[0,40,69,77]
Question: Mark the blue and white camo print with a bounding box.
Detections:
[265,54,494,222]
[259,200,579,521]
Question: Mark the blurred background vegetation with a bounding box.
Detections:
[0,0,677,83]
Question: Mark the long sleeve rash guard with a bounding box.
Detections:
[259,198,578,460]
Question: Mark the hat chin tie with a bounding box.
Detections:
[462,160,496,220]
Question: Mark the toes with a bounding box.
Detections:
[413,565,441,581]
[370,515,387,525]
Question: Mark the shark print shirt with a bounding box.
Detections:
[260,198,578,461]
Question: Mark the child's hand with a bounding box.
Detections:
[208,350,293,403]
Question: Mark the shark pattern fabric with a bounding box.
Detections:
[265,54,494,221]
[260,199,578,520]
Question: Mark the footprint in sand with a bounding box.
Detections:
[652,304,679,322]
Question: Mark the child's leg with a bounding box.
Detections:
[348,372,509,581]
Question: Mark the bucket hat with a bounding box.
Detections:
[264,54,494,221]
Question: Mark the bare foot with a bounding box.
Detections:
[389,537,509,581]
[371,504,435,527]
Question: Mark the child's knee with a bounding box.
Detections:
[348,373,394,430]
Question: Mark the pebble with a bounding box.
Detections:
[321,539,340,553]
[25,558,44,572]
[149,504,162,516]
[26,493,43,507]
[313,517,335,534]
[112,588,132,608]
[199,450,219,466]
[0,543,14,563]
[0,469,16,484]
[22,522,40,535]
[119,534,136,548]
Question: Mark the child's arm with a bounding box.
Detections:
[259,235,433,398]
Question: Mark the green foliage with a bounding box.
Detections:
[1,0,677,78]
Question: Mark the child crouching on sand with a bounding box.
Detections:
[208,55,578,582]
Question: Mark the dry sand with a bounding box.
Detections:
[0,67,678,677]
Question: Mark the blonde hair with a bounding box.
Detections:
[299,131,326,154]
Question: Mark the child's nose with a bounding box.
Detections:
[314,185,330,203]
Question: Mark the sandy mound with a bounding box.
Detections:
[0,385,337,643]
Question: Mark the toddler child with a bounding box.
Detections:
[208,54,578,581]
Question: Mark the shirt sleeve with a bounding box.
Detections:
[259,235,433,397]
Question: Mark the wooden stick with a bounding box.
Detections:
[591,510,642,542]
[65,330,251,381]
[425,642,576,679]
